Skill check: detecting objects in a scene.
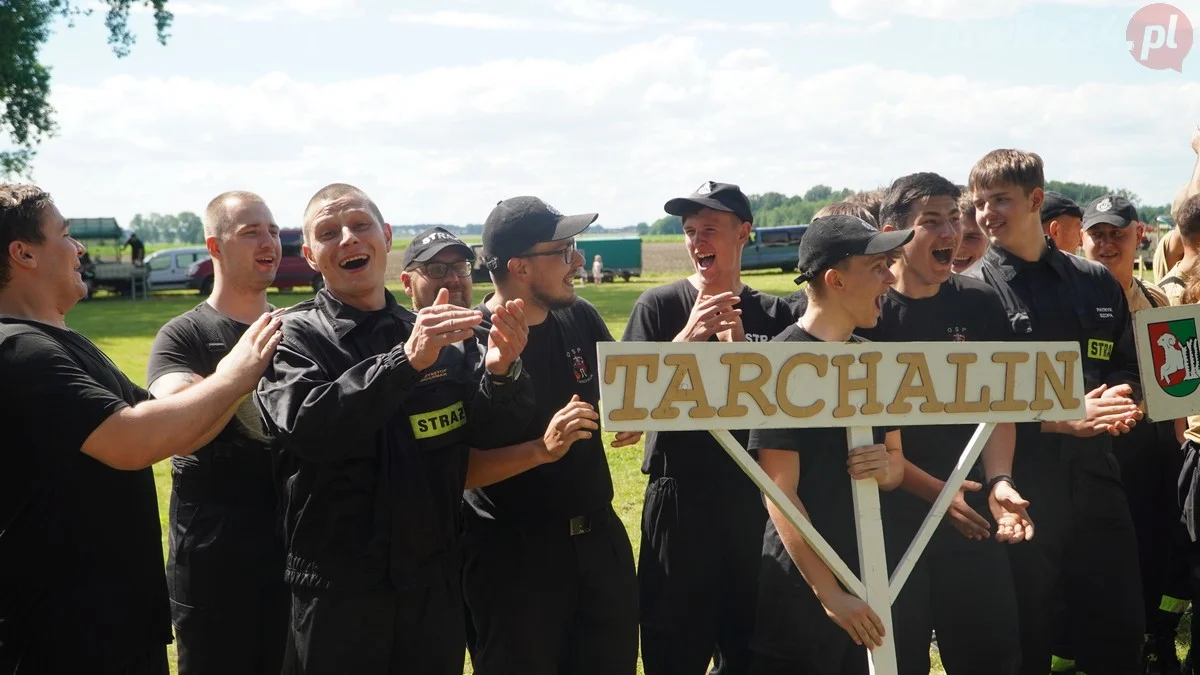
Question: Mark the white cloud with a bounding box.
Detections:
[135,0,360,21]
[32,36,1200,233]
[829,0,1146,21]
[389,11,538,31]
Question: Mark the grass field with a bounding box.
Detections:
[60,266,1188,674]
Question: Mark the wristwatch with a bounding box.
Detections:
[490,357,523,385]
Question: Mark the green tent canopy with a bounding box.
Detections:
[68,218,124,240]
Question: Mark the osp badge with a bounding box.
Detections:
[1149,318,1200,397]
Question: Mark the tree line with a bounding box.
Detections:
[129,212,204,244]
[643,181,1176,235]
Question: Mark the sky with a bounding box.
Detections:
[21,0,1200,230]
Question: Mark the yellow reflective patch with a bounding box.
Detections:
[409,401,467,439]
[1087,339,1113,361]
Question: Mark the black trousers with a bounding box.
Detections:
[1009,449,1145,675]
[1112,425,1191,625]
[748,573,868,675]
[284,572,465,675]
[639,476,765,675]
[888,508,1022,675]
[462,505,639,675]
[167,498,289,675]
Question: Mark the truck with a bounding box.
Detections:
[69,217,149,299]
[740,225,807,272]
[469,236,643,283]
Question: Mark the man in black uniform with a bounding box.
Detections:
[255,183,590,675]
[146,190,290,675]
[623,181,795,675]
[1040,192,1084,256]
[966,149,1147,675]
[1079,194,1188,674]
[0,183,283,673]
[747,214,911,675]
[401,226,474,310]
[862,172,1031,674]
[463,195,641,675]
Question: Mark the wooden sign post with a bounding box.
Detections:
[600,340,1085,675]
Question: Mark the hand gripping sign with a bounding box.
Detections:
[599,340,1085,675]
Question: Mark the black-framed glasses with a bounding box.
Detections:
[515,241,577,265]
[415,260,472,279]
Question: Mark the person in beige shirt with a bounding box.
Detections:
[1160,196,1200,306]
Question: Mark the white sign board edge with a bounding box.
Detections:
[598,340,1085,432]
[1133,303,1200,422]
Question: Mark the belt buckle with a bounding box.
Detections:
[569,515,591,536]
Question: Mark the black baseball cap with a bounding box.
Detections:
[794,215,913,284]
[664,181,754,224]
[481,196,597,270]
[402,227,474,270]
[1040,191,1083,223]
[1082,194,1140,231]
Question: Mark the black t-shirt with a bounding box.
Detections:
[0,318,172,671]
[463,296,616,524]
[622,279,797,480]
[855,276,1011,527]
[147,302,275,501]
[747,324,886,588]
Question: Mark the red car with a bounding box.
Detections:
[187,229,324,295]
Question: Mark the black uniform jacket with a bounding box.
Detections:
[255,290,534,592]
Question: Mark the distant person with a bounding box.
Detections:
[623,181,796,675]
[1154,228,1183,283]
[400,226,474,310]
[1161,195,1200,304]
[125,231,145,264]
[812,200,877,227]
[146,191,289,675]
[953,191,988,274]
[592,254,604,284]
[1039,191,1083,255]
[0,183,283,673]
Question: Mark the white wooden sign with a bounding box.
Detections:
[598,339,1084,675]
[1133,303,1200,421]
[601,341,1086,431]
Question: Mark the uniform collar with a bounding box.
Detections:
[984,236,1068,282]
[313,288,411,340]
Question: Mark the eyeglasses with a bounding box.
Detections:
[515,241,577,265]
[415,260,472,279]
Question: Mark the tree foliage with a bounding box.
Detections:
[644,182,1173,235]
[129,210,202,243]
[0,0,172,176]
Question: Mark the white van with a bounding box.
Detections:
[145,247,210,291]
